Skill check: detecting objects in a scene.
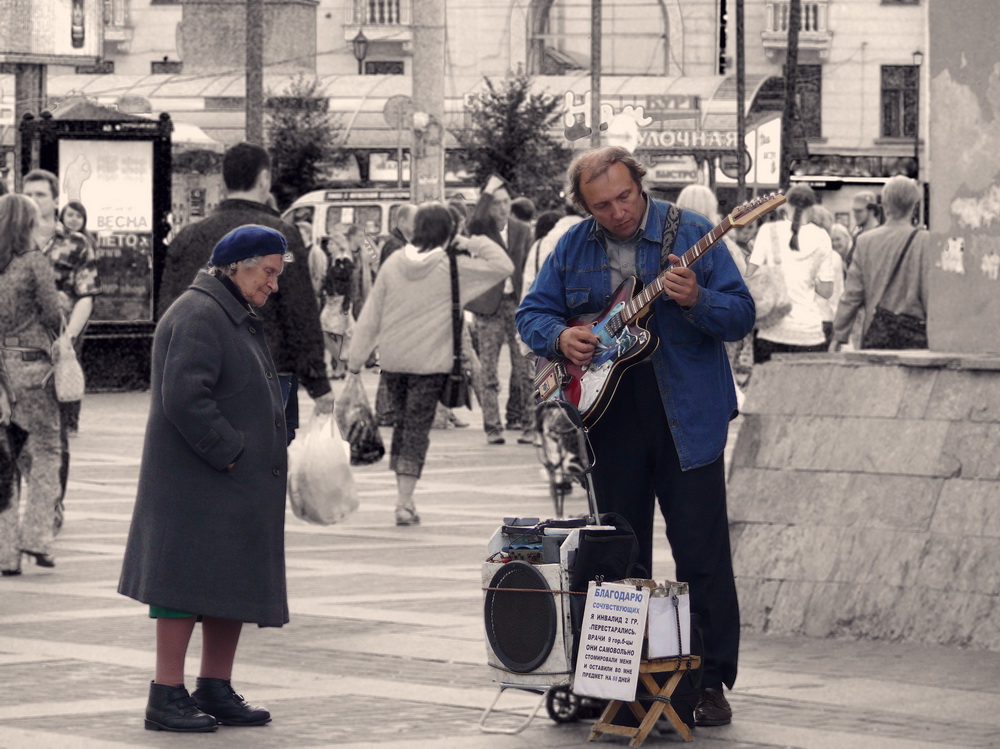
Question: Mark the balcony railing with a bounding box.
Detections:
[349,0,411,26]
[762,0,833,61]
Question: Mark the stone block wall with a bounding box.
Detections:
[729,351,1000,651]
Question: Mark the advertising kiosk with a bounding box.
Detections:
[20,108,172,390]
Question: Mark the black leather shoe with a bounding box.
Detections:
[145,682,218,732]
[21,550,55,568]
[1,568,21,576]
[192,677,271,726]
[694,686,732,726]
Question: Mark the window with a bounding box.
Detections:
[881,65,918,138]
[325,206,382,237]
[797,65,822,139]
[151,58,183,74]
[365,61,404,75]
[76,60,114,74]
[205,97,245,110]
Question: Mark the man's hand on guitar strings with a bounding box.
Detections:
[559,325,599,367]
[662,254,701,308]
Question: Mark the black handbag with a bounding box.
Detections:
[861,228,928,350]
[440,246,472,409]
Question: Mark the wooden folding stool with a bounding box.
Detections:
[588,654,701,746]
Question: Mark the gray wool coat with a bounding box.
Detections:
[118,273,290,626]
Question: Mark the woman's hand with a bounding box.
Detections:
[313,391,336,415]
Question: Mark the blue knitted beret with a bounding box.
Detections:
[210,224,287,266]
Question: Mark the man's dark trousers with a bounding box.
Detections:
[587,362,740,691]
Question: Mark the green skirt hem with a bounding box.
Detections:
[149,605,198,618]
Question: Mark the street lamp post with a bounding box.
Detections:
[353,30,369,75]
[912,50,923,176]
[912,49,924,223]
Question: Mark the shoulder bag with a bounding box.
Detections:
[745,221,792,329]
[440,247,473,409]
[861,228,927,350]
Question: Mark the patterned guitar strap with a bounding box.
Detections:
[659,203,683,272]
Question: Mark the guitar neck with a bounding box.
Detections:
[620,215,735,323]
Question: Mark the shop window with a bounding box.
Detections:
[881,65,918,138]
[76,60,115,74]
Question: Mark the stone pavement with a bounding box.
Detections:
[1,372,999,749]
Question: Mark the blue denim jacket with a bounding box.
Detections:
[516,198,755,471]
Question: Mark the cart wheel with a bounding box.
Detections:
[546,686,582,723]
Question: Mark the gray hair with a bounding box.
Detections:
[206,251,293,278]
[880,175,920,220]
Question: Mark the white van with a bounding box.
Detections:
[282,187,479,253]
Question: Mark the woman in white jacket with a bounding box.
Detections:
[346,203,512,525]
[748,184,835,364]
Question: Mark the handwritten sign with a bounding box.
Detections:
[573,581,649,702]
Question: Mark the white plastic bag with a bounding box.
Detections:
[287,412,358,525]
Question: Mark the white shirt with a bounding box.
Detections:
[750,219,835,346]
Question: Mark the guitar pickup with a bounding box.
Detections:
[536,371,560,401]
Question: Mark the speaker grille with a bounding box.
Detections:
[484,561,558,673]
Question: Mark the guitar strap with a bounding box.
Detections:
[659,204,683,271]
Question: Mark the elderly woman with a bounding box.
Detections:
[830,176,928,351]
[0,194,62,576]
[346,203,512,525]
[119,225,333,733]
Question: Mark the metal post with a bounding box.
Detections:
[14,63,46,186]
[245,0,265,145]
[736,0,747,202]
[590,0,602,148]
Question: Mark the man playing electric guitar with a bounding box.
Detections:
[516,147,755,727]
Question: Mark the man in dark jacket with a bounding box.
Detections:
[157,143,334,440]
[466,176,534,445]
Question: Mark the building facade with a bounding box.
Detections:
[10,0,928,218]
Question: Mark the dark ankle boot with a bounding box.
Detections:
[145,681,218,732]
[192,677,271,726]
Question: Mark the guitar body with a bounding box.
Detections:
[534,277,658,427]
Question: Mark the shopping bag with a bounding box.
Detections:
[50,333,85,403]
[439,369,472,409]
[746,222,792,329]
[287,412,358,525]
[861,306,928,350]
[334,374,385,466]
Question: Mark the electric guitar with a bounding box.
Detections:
[533,192,786,426]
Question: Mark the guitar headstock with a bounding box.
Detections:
[729,192,786,228]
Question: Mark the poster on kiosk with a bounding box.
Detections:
[58,139,155,323]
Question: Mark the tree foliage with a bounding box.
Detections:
[455,74,572,211]
[265,74,345,210]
